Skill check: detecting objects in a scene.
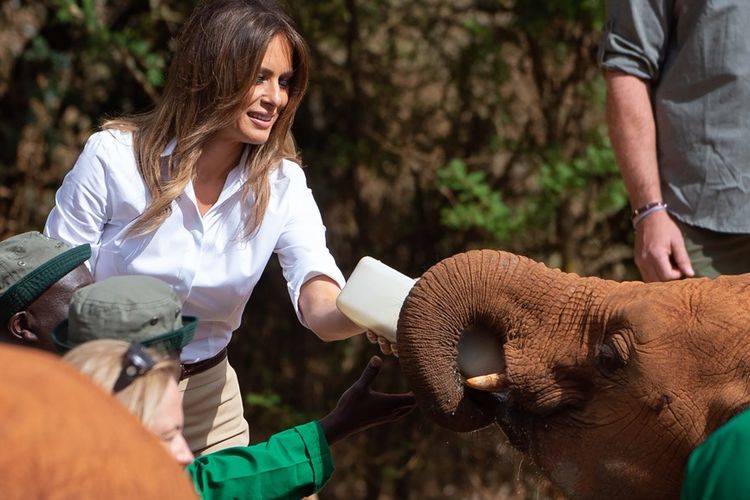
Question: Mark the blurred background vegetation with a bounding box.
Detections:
[1,0,638,498]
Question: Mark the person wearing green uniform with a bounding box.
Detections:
[187,420,332,499]
[681,408,750,500]
[0,231,92,351]
[60,275,416,499]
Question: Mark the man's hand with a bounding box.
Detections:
[634,211,695,282]
[318,356,415,445]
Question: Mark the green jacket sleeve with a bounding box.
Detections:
[681,409,750,500]
[186,421,334,500]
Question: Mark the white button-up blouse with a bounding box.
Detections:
[45,129,346,362]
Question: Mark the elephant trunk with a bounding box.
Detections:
[397,249,604,432]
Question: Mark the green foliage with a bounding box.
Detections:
[246,391,308,430]
[245,391,282,409]
[537,134,627,216]
[515,0,605,31]
[49,0,170,102]
[437,159,516,242]
[436,133,626,249]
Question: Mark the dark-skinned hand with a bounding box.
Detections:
[318,356,416,445]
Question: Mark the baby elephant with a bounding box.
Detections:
[397,249,750,499]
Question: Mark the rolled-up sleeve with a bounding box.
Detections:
[44,132,110,267]
[598,0,673,80]
[274,162,346,327]
[186,421,334,500]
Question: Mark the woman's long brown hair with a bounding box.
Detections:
[104,0,310,238]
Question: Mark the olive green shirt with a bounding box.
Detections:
[599,0,750,233]
[187,421,334,500]
[681,408,750,499]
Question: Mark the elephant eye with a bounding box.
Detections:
[597,343,620,374]
[597,332,630,375]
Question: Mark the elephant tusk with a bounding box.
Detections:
[464,373,506,392]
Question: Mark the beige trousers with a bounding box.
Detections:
[178,356,249,456]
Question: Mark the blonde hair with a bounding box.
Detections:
[104,0,311,239]
[63,339,180,430]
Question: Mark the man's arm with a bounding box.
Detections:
[605,70,694,282]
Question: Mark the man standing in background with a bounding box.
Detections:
[599,1,750,281]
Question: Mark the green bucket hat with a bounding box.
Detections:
[0,231,90,327]
[53,275,197,354]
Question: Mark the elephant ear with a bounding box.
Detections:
[397,250,514,432]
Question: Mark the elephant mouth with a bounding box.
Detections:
[458,327,537,451]
[460,325,587,454]
[464,387,535,451]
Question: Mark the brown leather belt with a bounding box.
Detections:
[180,348,228,381]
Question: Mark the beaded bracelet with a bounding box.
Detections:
[630,201,667,220]
[631,201,668,229]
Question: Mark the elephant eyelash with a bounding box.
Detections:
[596,340,627,374]
[595,324,632,376]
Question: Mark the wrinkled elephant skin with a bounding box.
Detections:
[397,250,750,500]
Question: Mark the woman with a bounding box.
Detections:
[64,340,195,464]
[64,339,415,500]
[45,0,393,455]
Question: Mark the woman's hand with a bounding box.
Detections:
[365,331,398,357]
[318,356,415,445]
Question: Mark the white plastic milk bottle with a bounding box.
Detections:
[336,256,416,343]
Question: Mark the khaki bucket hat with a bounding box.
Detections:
[53,275,197,354]
[0,232,90,327]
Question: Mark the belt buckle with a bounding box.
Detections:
[179,348,226,381]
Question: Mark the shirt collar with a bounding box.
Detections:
[161,138,250,185]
